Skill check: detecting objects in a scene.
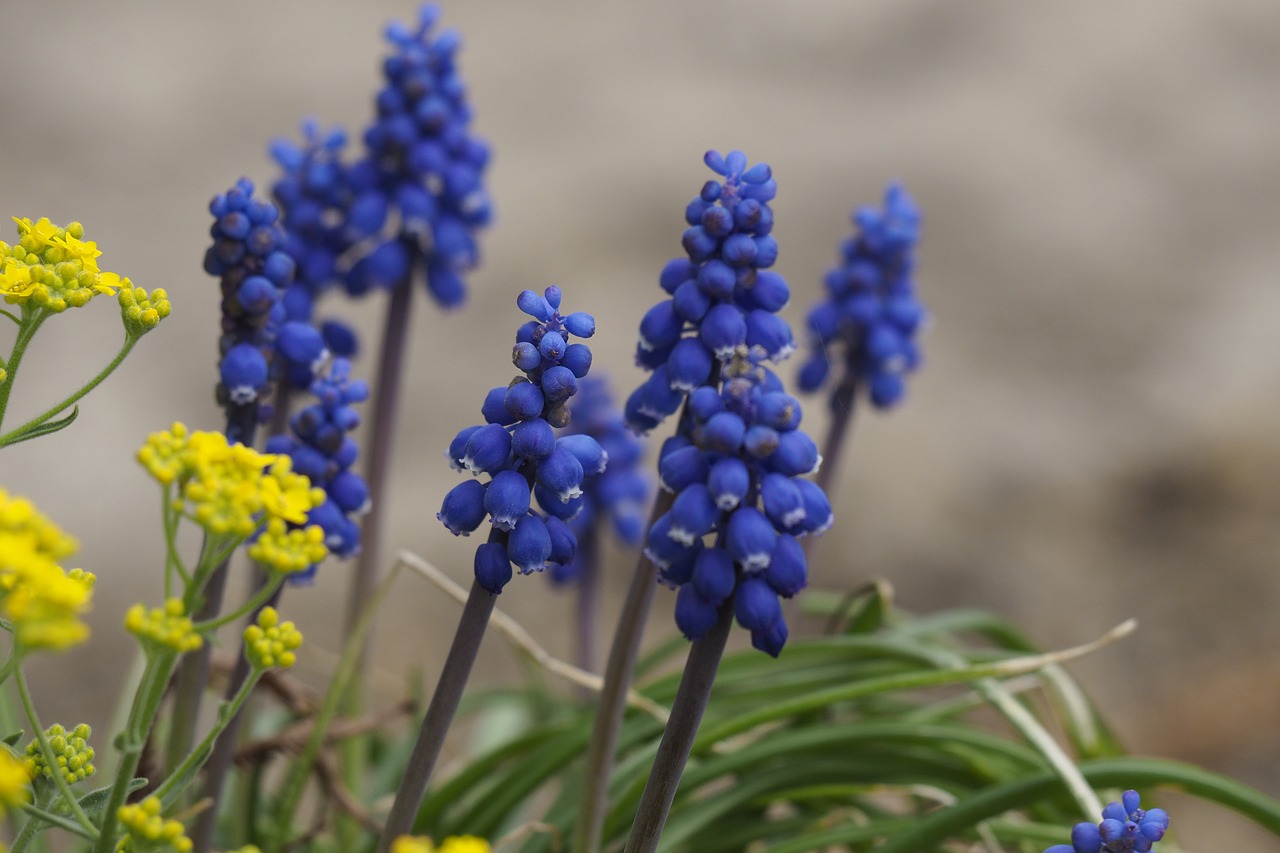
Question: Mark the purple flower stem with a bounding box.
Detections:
[346,262,415,683]
[189,574,283,853]
[575,527,601,681]
[623,601,733,853]
[815,361,858,497]
[378,576,497,851]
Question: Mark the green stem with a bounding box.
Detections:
[13,800,98,849]
[0,652,18,690]
[0,309,48,432]
[269,560,402,852]
[153,668,262,808]
[194,575,283,632]
[92,651,178,853]
[162,488,189,599]
[0,333,138,447]
[13,663,98,837]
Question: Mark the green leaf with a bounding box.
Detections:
[2,730,23,747]
[2,405,79,447]
[77,777,147,822]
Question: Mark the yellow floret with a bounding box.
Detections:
[0,749,32,813]
[0,490,92,651]
[125,598,202,653]
[243,606,303,670]
[438,837,491,853]
[3,217,125,311]
[115,796,193,852]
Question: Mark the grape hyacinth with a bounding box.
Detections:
[437,287,603,593]
[346,3,493,307]
[1045,790,1170,853]
[269,120,362,366]
[554,376,651,585]
[206,178,328,443]
[264,357,370,580]
[647,351,830,657]
[798,183,925,410]
[626,149,790,434]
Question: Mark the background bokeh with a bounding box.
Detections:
[3,2,1279,848]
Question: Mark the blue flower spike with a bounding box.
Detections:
[633,151,830,657]
[798,183,926,411]
[264,357,371,580]
[1043,790,1169,853]
[438,288,604,593]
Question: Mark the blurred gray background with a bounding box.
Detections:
[3,2,1279,848]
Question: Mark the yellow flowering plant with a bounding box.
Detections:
[0,217,170,450]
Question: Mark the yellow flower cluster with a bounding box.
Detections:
[0,749,31,813]
[244,607,302,670]
[124,599,203,653]
[115,796,192,852]
[390,836,491,853]
[248,518,327,574]
[24,723,95,785]
[0,489,94,651]
[118,283,172,334]
[0,217,123,312]
[137,424,326,538]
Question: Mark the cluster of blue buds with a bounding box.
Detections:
[626,150,791,434]
[343,3,493,307]
[1045,790,1169,853]
[269,121,361,365]
[550,377,651,584]
[797,183,925,410]
[437,288,604,594]
[265,358,370,579]
[646,354,831,656]
[207,179,329,442]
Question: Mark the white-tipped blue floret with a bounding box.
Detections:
[707,457,750,511]
[508,514,552,574]
[667,483,718,546]
[536,446,584,503]
[438,479,487,536]
[462,423,512,475]
[726,507,776,572]
[484,470,531,532]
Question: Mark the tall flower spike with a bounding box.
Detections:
[265,357,370,579]
[645,351,828,657]
[437,287,603,593]
[345,3,493,307]
[1044,789,1170,853]
[798,183,925,410]
[626,149,788,434]
[207,179,329,443]
[269,120,362,361]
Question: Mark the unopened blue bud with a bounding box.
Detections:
[734,577,781,631]
[536,447,584,502]
[742,270,789,313]
[563,312,595,338]
[637,366,683,419]
[517,289,553,321]
[769,431,821,477]
[438,479,487,535]
[330,470,370,514]
[484,470,531,531]
[237,275,279,314]
[668,483,718,546]
[699,303,747,359]
[659,257,696,293]
[692,548,736,606]
[666,339,713,392]
[509,514,552,574]
[481,386,511,425]
[751,619,787,657]
[727,507,775,572]
[541,365,578,403]
[707,457,750,510]
[675,585,719,640]
[545,515,577,565]
[511,418,556,460]
[639,300,682,352]
[743,425,780,458]
[505,380,546,421]
[475,542,512,594]
[561,343,592,378]
[463,423,512,474]
[761,473,806,531]
[658,445,708,493]
[700,411,745,454]
[673,279,712,323]
[688,386,724,421]
[556,434,607,475]
[221,344,268,404]
[539,330,567,361]
[513,341,541,371]
[766,535,806,597]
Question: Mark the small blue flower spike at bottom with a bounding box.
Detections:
[1043,790,1169,853]
[436,287,604,593]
